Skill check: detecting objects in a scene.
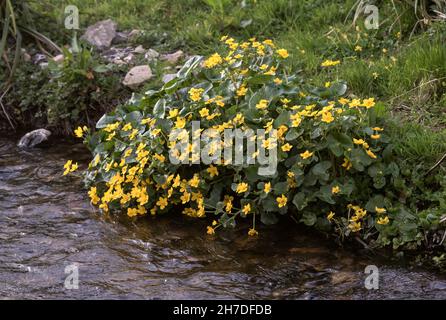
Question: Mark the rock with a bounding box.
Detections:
[123,53,134,63]
[144,49,159,61]
[133,45,146,54]
[160,50,184,64]
[17,129,51,149]
[123,65,153,88]
[32,53,46,65]
[101,46,134,64]
[21,49,31,62]
[81,19,117,50]
[53,54,64,63]
[162,73,177,83]
[112,31,130,45]
[128,29,142,40]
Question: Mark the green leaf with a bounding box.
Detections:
[311,161,332,181]
[260,211,278,225]
[153,99,166,118]
[301,211,317,226]
[292,192,308,210]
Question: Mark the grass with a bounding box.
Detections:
[16,0,446,164]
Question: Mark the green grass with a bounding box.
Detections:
[22,0,446,163]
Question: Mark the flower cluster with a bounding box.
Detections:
[75,37,401,243]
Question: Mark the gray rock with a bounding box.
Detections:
[53,54,64,63]
[133,45,145,54]
[17,129,51,148]
[144,48,159,61]
[160,50,184,64]
[112,31,130,45]
[81,19,117,50]
[162,73,177,83]
[32,53,46,65]
[123,53,134,63]
[101,46,134,63]
[128,29,142,40]
[123,65,153,88]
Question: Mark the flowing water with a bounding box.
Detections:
[0,135,446,299]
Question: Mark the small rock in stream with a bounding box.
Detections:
[17,129,51,149]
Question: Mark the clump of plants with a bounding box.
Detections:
[72,37,445,252]
[4,42,130,133]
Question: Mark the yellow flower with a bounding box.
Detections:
[189,174,200,188]
[237,85,248,96]
[236,182,249,194]
[156,197,168,210]
[354,45,362,52]
[300,150,313,160]
[127,207,138,217]
[372,127,384,132]
[362,98,375,108]
[371,134,380,139]
[263,39,275,47]
[327,211,335,221]
[375,207,387,214]
[207,165,219,178]
[122,123,132,131]
[338,97,349,105]
[321,111,334,123]
[207,226,215,235]
[353,138,365,145]
[63,160,72,175]
[199,108,210,118]
[276,48,289,58]
[377,216,389,225]
[154,154,165,162]
[106,131,115,141]
[248,228,259,236]
[129,128,138,140]
[277,194,288,208]
[366,149,377,159]
[189,88,204,102]
[332,186,340,194]
[256,99,269,110]
[281,143,293,152]
[349,99,361,108]
[348,221,362,232]
[203,53,223,68]
[175,117,186,129]
[74,126,84,138]
[63,160,78,175]
[259,64,268,70]
[264,182,271,194]
[88,187,100,205]
[274,78,283,85]
[167,109,179,119]
[342,158,352,170]
[242,203,251,215]
[212,220,218,226]
[321,59,340,67]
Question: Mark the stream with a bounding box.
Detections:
[1,135,446,299]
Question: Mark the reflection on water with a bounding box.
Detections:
[0,135,445,299]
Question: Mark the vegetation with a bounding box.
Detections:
[1,1,446,265]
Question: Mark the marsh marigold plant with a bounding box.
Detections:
[73,37,414,246]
